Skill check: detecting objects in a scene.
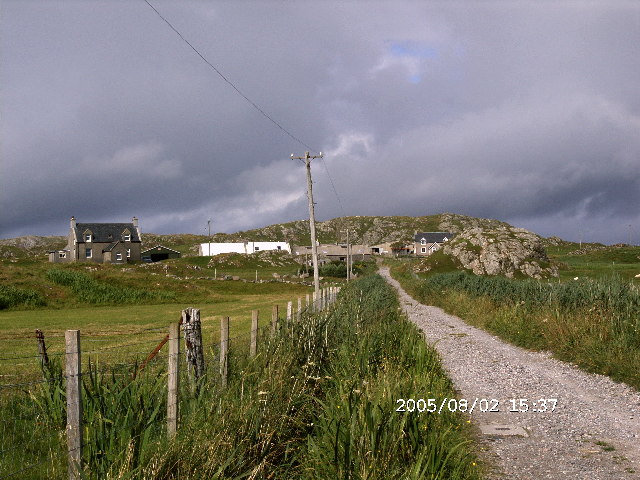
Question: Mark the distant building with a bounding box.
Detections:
[49,216,142,263]
[414,232,455,256]
[293,244,372,264]
[199,241,290,256]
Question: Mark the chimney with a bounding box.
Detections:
[70,216,76,229]
[132,217,141,241]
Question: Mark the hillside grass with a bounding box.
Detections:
[546,243,640,282]
[1,275,483,480]
[390,260,640,390]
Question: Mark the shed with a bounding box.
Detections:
[141,245,181,262]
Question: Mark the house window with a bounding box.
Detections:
[420,238,426,245]
[254,247,260,251]
[421,247,426,253]
[85,234,92,242]
[116,253,123,261]
[123,233,131,242]
[59,251,66,258]
[277,246,282,250]
[86,248,92,258]
[126,249,131,258]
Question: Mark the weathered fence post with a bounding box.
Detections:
[220,317,229,387]
[271,305,279,336]
[35,328,49,370]
[312,291,318,312]
[306,293,310,310]
[65,330,82,480]
[181,308,205,393]
[297,297,302,321]
[167,322,180,438]
[250,310,258,357]
[287,301,293,322]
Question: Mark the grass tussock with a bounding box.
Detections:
[0,284,47,309]
[46,268,175,305]
[392,264,640,390]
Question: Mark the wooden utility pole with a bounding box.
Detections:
[292,151,323,296]
[346,228,350,282]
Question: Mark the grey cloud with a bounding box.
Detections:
[2,2,639,245]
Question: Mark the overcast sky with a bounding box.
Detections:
[2,1,639,244]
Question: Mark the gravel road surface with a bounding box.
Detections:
[380,267,640,479]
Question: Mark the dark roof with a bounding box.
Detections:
[141,245,181,255]
[414,232,455,243]
[75,223,140,243]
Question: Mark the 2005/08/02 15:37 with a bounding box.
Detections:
[396,398,559,414]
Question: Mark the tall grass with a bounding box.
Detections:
[0,284,46,309]
[3,275,481,479]
[140,275,480,479]
[46,268,175,304]
[392,265,640,389]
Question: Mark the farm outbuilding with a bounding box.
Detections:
[141,245,181,262]
[199,242,290,256]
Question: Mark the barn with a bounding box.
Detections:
[141,245,181,262]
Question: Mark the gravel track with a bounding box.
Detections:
[380,267,640,479]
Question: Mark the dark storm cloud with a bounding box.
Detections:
[2,1,639,245]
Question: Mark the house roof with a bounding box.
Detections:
[75,223,141,243]
[414,232,455,243]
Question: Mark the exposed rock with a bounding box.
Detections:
[440,222,558,279]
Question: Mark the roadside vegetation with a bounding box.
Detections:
[390,261,640,390]
[1,275,482,479]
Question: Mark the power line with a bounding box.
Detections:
[143,1,347,220]
[142,0,317,153]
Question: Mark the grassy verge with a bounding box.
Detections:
[1,275,482,479]
[390,261,640,390]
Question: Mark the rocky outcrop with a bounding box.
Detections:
[440,222,558,278]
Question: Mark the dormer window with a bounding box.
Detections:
[85,234,92,242]
[420,238,426,245]
[122,231,131,242]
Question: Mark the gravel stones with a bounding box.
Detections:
[381,267,640,479]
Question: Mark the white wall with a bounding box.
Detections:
[199,242,290,256]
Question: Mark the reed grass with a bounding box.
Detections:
[391,263,640,390]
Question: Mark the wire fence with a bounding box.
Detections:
[0,286,340,480]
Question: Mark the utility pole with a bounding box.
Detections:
[292,151,323,296]
[207,219,212,256]
[346,228,350,282]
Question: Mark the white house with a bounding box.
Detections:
[199,241,291,256]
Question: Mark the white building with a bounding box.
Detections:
[199,241,291,256]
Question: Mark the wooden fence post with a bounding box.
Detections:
[297,297,302,321]
[271,305,279,336]
[287,301,293,322]
[35,328,49,370]
[65,330,82,480]
[167,322,180,438]
[220,317,229,387]
[181,308,205,392]
[306,293,310,310]
[250,310,258,357]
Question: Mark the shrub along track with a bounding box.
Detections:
[380,267,640,479]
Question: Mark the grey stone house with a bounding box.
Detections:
[49,217,142,264]
[414,232,455,256]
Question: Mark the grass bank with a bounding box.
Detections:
[1,275,482,479]
[390,262,640,390]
